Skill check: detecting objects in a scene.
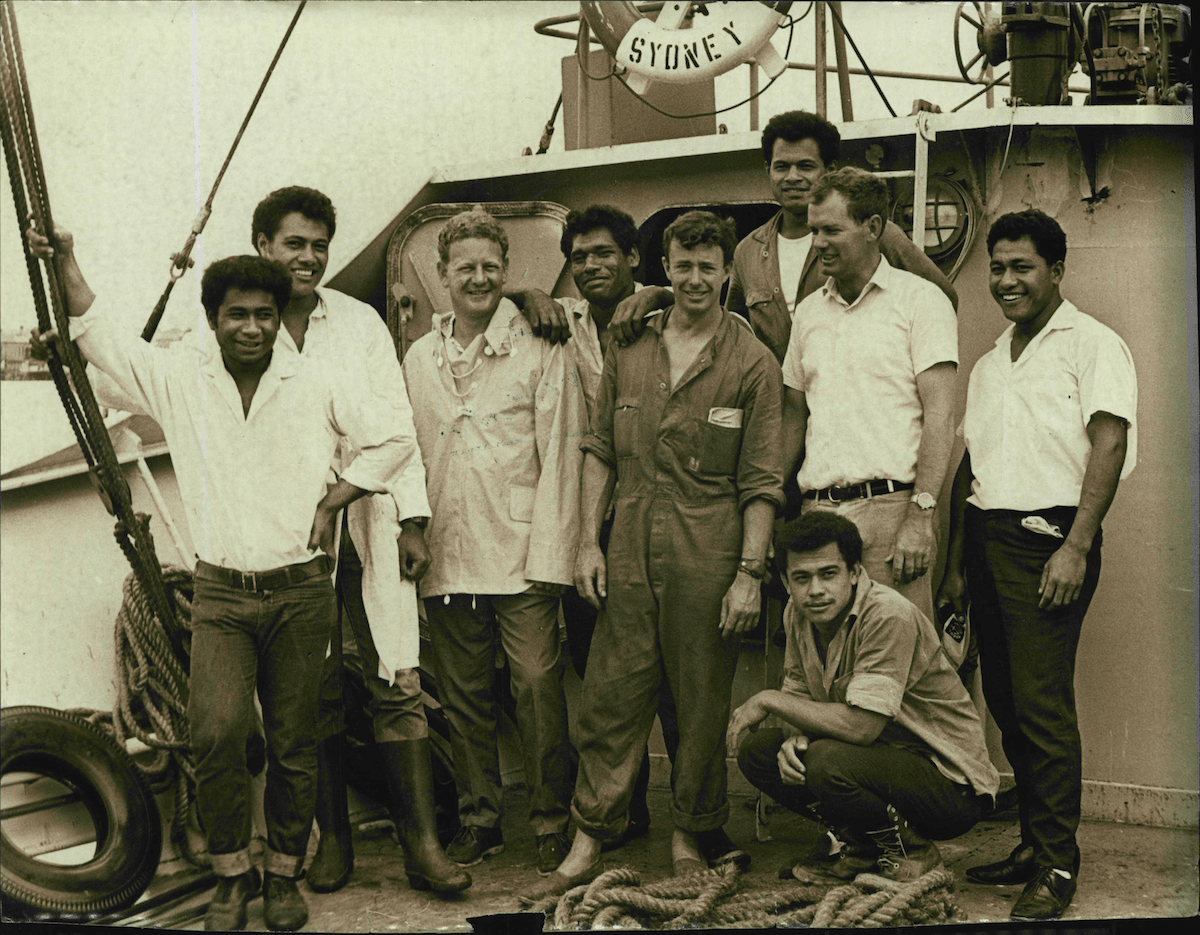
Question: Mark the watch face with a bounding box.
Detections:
[914,492,936,510]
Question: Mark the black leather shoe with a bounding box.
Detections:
[966,843,1036,885]
[1010,866,1076,921]
[696,827,751,872]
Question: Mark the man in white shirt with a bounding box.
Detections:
[28,228,417,933]
[249,187,468,897]
[780,168,959,623]
[938,210,1137,921]
[402,207,587,875]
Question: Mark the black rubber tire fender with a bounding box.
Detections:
[1,706,162,920]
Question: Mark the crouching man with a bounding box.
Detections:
[729,512,998,882]
[29,228,417,932]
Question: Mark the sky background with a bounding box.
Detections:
[0,1,1008,340]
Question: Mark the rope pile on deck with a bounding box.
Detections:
[525,863,958,929]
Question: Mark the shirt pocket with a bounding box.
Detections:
[614,396,640,459]
[510,485,536,523]
[688,413,744,476]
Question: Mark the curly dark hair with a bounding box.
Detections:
[809,167,888,227]
[200,255,292,324]
[661,210,737,266]
[251,186,337,248]
[761,110,840,166]
[776,510,863,572]
[987,209,1067,266]
[560,204,639,258]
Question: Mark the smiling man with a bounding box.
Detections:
[27,227,417,933]
[401,207,587,876]
[938,210,1137,921]
[249,187,469,897]
[729,511,997,884]
[525,211,784,898]
[779,168,958,623]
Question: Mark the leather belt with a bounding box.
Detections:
[802,479,915,503]
[194,554,331,592]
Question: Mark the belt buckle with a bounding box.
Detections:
[828,486,850,503]
[245,570,258,592]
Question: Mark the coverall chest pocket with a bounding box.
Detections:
[746,291,787,361]
[689,410,744,476]
[614,397,641,459]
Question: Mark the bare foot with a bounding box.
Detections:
[671,828,702,864]
[556,829,602,878]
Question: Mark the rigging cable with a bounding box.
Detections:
[825,1,896,117]
[142,0,307,341]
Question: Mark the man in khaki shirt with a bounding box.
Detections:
[729,511,997,884]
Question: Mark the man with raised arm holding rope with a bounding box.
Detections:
[27,225,417,933]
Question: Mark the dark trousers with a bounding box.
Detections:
[189,567,335,878]
[316,530,427,744]
[965,505,1101,871]
[738,729,987,840]
[424,590,572,836]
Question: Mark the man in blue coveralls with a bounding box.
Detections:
[524,210,784,899]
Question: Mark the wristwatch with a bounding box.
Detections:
[910,492,937,510]
[738,558,770,580]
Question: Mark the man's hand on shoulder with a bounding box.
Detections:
[512,288,571,344]
[609,286,673,346]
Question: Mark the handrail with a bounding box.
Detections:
[534,2,665,42]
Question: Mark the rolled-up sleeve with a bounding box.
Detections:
[843,613,918,718]
[1078,327,1138,479]
[580,341,619,467]
[735,351,786,510]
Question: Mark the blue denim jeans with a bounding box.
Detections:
[188,567,335,877]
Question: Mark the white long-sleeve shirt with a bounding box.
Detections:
[403,299,586,598]
[71,301,415,574]
[87,289,429,679]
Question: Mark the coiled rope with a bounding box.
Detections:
[528,864,957,930]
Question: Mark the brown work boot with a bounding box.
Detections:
[262,872,308,932]
[781,828,878,882]
[866,805,943,882]
[380,739,472,893]
[204,867,261,931]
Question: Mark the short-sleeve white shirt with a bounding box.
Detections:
[781,256,959,491]
[961,300,1137,511]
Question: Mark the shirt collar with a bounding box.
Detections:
[308,290,328,320]
[200,345,300,382]
[821,253,892,306]
[991,297,1080,349]
[649,305,736,358]
[431,297,522,358]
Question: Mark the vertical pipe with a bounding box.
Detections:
[749,64,760,131]
[135,455,193,570]
[814,2,827,118]
[984,2,995,108]
[830,1,854,121]
[577,18,591,149]
[912,117,930,252]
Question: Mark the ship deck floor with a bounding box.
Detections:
[119,781,1197,932]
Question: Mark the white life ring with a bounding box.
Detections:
[580,1,792,94]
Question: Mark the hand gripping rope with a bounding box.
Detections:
[1,0,302,865]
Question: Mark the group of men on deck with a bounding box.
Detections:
[29,108,1136,930]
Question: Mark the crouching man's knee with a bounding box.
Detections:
[737,727,786,790]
